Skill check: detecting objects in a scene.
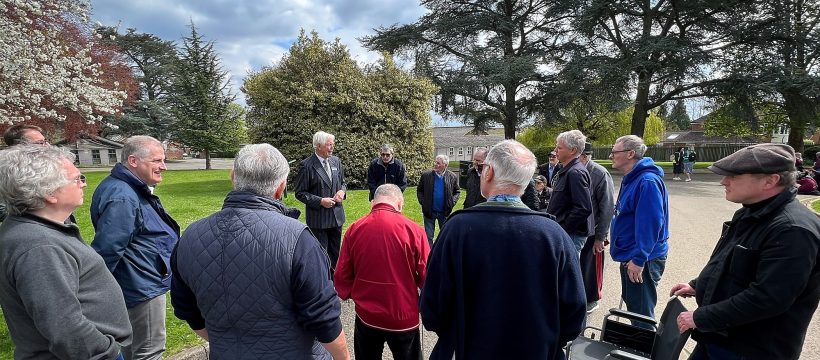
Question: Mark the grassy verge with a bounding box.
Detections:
[812,199,820,213]
[0,169,459,358]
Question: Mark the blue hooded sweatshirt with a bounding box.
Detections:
[610,157,669,267]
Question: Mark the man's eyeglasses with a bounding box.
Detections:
[29,140,49,145]
[380,153,392,157]
[73,175,87,185]
[610,149,631,156]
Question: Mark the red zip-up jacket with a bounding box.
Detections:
[334,203,430,331]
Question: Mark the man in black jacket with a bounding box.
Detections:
[366,144,407,201]
[546,130,594,258]
[671,143,820,360]
[417,155,460,246]
[463,148,487,208]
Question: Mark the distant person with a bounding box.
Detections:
[1,124,52,223]
[673,147,685,180]
[609,135,669,325]
[417,154,460,246]
[91,135,179,360]
[295,131,347,272]
[683,145,697,182]
[335,184,429,360]
[421,140,585,360]
[546,130,594,257]
[579,143,615,313]
[463,148,488,208]
[671,143,819,360]
[366,144,407,201]
[538,151,561,187]
[0,145,132,359]
[171,144,349,359]
[533,175,551,210]
[795,151,804,169]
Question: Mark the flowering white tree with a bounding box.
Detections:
[0,0,126,124]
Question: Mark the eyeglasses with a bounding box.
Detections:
[73,174,87,185]
[610,149,631,156]
[380,153,392,157]
[29,140,49,145]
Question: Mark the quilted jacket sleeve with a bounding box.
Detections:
[291,229,343,343]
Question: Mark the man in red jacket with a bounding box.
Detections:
[335,184,430,360]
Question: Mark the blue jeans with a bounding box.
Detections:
[689,343,746,360]
[424,212,448,247]
[569,233,587,258]
[619,255,666,329]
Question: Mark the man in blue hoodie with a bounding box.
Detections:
[609,135,669,323]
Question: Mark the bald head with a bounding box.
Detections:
[372,184,404,211]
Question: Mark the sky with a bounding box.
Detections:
[88,0,432,110]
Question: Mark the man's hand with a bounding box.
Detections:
[333,190,345,203]
[593,239,606,253]
[670,283,696,298]
[626,261,643,283]
[321,198,336,208]
[194,328,209,341]
[677,311,697,333]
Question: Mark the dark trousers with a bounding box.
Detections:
[311,226,342,272]
[580,236,604,302]
[689,342,746,360]
[354,317,421,360]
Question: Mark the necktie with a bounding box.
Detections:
[323,159,332,182]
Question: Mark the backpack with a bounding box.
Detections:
[688,151,697,162]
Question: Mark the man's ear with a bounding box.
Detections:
[127,155,139,168]
[273,180,287,200]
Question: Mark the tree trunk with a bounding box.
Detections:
[504,83,518,139]
[205,149,212,170]
[630,72,652,137]
[783,90,816,153]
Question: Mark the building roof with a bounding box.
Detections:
[662,131,760,145]
[55,133,124,148]
[432,126,505,148]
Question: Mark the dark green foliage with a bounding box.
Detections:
[362,0,576,139]
[243,31,437,189]
[167,23,246,169]
[668,100,691,131]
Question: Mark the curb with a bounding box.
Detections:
[167,343,209,360]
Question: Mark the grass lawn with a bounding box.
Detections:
[812,199,820,213]
[0,169,459,358]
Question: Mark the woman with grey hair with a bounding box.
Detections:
[0,145,132,359]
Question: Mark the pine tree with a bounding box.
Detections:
[668,100,691,131]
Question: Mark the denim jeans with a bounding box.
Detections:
[689,342,746,360]
[619,255,666,329]
[423,212,448,247]
[569,233,588,258]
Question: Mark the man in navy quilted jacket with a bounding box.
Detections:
[171,144,349,359]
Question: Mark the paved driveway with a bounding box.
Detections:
[341,172,820,359]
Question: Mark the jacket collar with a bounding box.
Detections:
[13,213,82,238]
[735,188,797,221]
[110,163,153,197]
[370,202,400,214]
[557,157,580,174]
[222,191,289,214]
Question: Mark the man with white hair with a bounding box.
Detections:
[295,131,347,272]
[91,135,179,360]
[0,145,132,359]
[171,144,349,359]
[417,154,460,246]
[547,130,594,257]
[421,140,586,360]
[609,135,669,324]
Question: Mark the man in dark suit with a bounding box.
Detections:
[417,154,460,246]
[538,151,561,188]
[295,131,347,272]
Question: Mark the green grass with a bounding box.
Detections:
[0,169,459,358]
[593,159,713,171]
[812,199,820,213]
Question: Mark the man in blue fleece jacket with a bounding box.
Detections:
[609,135,669,323]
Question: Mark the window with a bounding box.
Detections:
[467,146,473,155]
[70,150,79,165]
[91,149,101,165]
[108,149,117,164]
[448,147,454,156]
[458,147,464,156]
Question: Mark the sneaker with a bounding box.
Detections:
[685,179,692,182]
[586,301,599,314]
[672,177,681,180]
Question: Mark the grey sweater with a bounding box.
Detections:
[0,214,132,360]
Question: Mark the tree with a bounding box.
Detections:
[96,27,178,140]
[362,0,576,139]
[0,0,127,124]
[167,23,239,170]
[572,0,748,137]
[243,31,437,188]
[667,100,691,131]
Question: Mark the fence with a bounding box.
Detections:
[590,144,757,163]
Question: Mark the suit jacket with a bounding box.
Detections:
[417,170,460,219]
[538,163,562,188]
[295,154,347,229]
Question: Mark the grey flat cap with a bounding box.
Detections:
[708,143,796,176]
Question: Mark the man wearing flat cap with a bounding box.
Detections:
[671,143,820,359]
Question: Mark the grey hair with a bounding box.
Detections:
[313,131,335,149]
[435,154,449,163]
[556,130,586,156]
[121,135,162,163]
[380,144,394,154]
[762,170,797,189]
[0,145,75,215]
[474,147,488,158]
[484,140,537,194]
[373,184,404,202]
[233,144,289,196]
[615,135,648,157]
